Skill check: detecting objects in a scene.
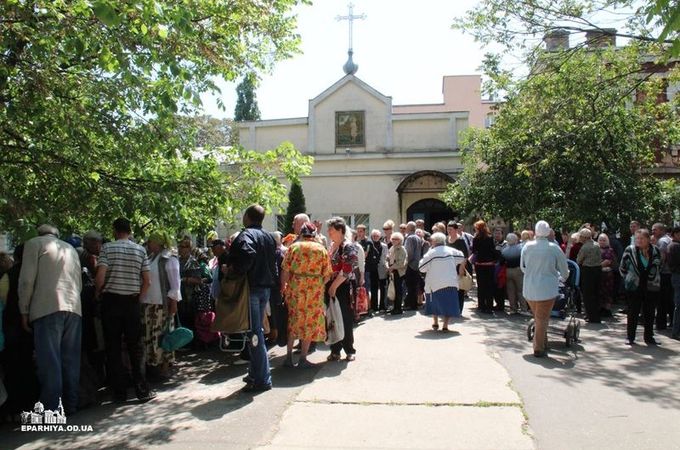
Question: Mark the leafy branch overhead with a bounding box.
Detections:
[0,0,311,237]
[442,45,680,230]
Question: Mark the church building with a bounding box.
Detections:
[238,53,496,232]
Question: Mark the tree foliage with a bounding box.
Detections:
[177,115,237,148]
[441,45,680,231]
[0,0,311,239]
[234,73,261,122]
[283,181,307,234]
[454,0,680,58]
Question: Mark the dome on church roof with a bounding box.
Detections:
[343,50,358,75]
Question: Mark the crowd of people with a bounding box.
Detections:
[1,206,679,422]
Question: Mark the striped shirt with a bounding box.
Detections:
[97,239,149,295]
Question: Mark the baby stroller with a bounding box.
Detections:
[527,260,581,347]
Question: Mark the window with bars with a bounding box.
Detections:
[275,215,286,233]
[332,214,370,230]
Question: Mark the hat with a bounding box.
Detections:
[211,239,226,247]
[300,222,317,238]
[535,220,551,238]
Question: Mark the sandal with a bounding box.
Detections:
[327,353,341,362]
[432,324,439,330]
[441,327,450,332]
[345,354,356,361]
[297,359,316,369]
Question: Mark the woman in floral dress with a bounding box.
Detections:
[281,222,332,368]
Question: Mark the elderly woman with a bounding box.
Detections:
[620,229,662,345]
[472,220,498,314]
[177,238,203,332]
[501,233,525,313]
[326,217,359,361]
[577,228,602,323]
[598,233,618,317]
[419,233,466,331]
[521,221,570,357]
[280,223,332,368]
[366,229,389,312]
[141,231,181,381]
[387,231,408,315]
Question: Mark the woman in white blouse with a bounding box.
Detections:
[141,230,182,381]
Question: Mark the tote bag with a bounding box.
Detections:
[387,274,396,301]
[325,297,345,345]
[459,269,473,292]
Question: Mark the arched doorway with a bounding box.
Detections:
[396,170,456,228]
[406,198,455,231]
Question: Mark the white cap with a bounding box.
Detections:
[535,220,551,238]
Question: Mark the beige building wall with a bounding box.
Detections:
[251,123,308,151]
[393,75,497,128]
[392,118,451,151]
[311,81,390,154]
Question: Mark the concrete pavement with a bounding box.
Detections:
[259,310,533,450]
[4,307,533,450]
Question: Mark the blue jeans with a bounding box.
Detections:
[248,287,272,387]
[671,274,680,336]
[33,311,82,414]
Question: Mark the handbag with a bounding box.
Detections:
[387,274,396,301]
[459,269,473,292]
[161,315,194,352]
[325,296,345,345]
[356,286,369,315]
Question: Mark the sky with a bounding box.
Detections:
[200,0,489,120]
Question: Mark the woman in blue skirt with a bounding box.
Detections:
[419,233,467,331]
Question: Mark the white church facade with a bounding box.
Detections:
[238,72,496,232]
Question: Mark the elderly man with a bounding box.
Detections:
[501,233,525,313]
[403,221,423,311]
[19,225,82,414]
[652,223,673,330]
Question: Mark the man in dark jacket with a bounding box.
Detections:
[227,204,277,392]
[667,226,680,339]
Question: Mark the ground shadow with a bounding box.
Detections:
[414,329,461,340]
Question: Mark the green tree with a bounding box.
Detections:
[177,115,237,148]
[0,0,310,239]
[441,45,680,231]
[454,0,679,58]
[283,181,307,234]
[234,74,261,122]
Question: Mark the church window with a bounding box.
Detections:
[335,111,365,147]
[275,214,286,233]
[333,213,370,230]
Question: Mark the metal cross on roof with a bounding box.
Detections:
[336,2,366,52]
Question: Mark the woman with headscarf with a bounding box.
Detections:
[419,233,466,331]
[280,223,332,368]
[520,221,570,357]
[620,229,662,345]
[141,230,181,381]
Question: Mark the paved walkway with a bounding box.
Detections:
[259,310,533,450]
[4,306,533,450]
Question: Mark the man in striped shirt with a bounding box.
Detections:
[95,217,155,402]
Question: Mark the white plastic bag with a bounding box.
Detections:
[325,297,345,345]
[387,274,396,301]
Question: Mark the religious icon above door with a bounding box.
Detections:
[336,111,365,147]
